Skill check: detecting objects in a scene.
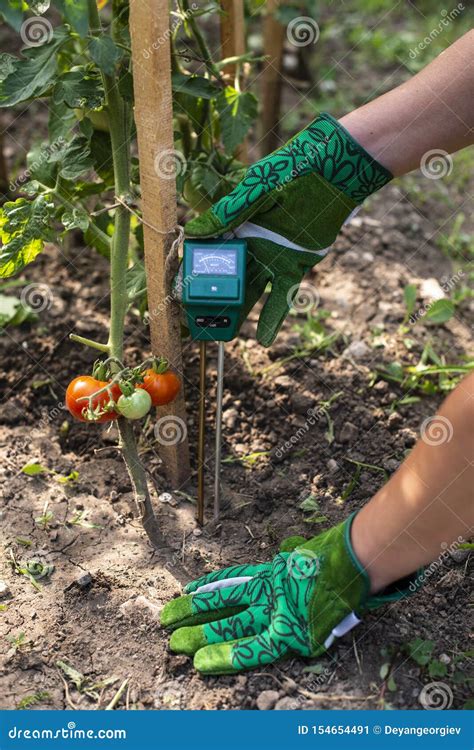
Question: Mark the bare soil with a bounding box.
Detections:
[1,183,472,710]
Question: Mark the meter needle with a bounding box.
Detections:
[197,340,207,525]
[214,342,225,519]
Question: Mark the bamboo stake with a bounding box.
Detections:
[129,0,191,488]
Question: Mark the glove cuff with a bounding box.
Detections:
[295,112,393,202]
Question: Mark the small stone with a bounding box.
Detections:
[420,278,445,301]
[449,547,469,564]
[326,459,339,474]
[374,380,389,392]
[387,412,403,430]
[290,392,315,413]
[192,528,202,537]
[384,458,399,473]
[256,690,280,711]
[274,375,293,390]
[0,580,11,599]
[223,408,239,429]
[343,340,371,360]
[158,492,175,506]
[274,697,301,710]
[120,595,162,621]
[339,421,358,443]
[76,572,93,588]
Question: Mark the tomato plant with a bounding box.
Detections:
[0,0,260,547]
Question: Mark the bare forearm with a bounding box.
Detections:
[352,373,474,593]
[340,30,474,176]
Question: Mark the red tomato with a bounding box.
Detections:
[138,369,181,406]
[66,376,121,423]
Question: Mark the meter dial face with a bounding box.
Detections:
[192,249,237,276]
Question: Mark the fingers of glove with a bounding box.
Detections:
[256,273,304,347]
[170,606,267,656]
[237,254,272,329]
[161,576,258,630]
[193,628,289,675]
[161,592,249,631]
[184,562,272,594]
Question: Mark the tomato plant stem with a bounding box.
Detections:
[69,334,110,353]
[88,0,164,549]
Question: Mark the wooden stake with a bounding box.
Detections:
[220,0,247,162]
[129,0,190,488]
[220,0,245,79]
[260,0,285,156]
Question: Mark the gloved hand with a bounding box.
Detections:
[185,112,392,346]
[161,515,418,674]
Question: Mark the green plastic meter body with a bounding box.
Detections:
[182,238,247,342]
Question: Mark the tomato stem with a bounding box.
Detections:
[87,0,164,549]
[69,334,110,353]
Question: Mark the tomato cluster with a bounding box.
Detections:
[66,362,181,423]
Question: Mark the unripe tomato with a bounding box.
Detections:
[116,389,152,420]
[66,377,121,422]
[138,369,181,406]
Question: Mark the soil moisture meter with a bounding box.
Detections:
[182,239,247,341]
[182,238,247,526]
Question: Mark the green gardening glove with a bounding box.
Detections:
[161,514,418,675]
[185,112,393,347]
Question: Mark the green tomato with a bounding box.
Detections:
[117,389,152,420]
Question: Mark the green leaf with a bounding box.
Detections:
[61,207,89,232]
[172,72,221,99]
[17,691,51,710]
[59,134,94,180]
[379,662,390,680]
[88,36,121,75]
[56,660,85,690]
[53,68,104,109]
[0,0,23,31]
[26,142,61,187]
[299,494,319,512]
[0,293,36,328]
[0,53,18,82]
[423,299,455,325]
[403,283,417,316]
[48,96,77,141]
[27,0,51,12]
[0,28,69,107]
[428,660,448,678]
[0,196,55,277]
[62,0,89,37]
[406,638,434,667]
[22,461,48,476]
[217,87,258,153]
[387,675,397,692]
